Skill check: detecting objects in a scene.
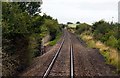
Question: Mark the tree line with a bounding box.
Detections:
[2,2,61,76]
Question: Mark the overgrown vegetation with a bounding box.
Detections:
[92,20,119,50]
[2,2,61,76]
[49,32,62,46]
[76,20,120,73]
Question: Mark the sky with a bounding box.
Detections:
[41,0,119,24]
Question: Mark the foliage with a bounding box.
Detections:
[76,20,120,73]
[2,2,61,76]
[76,21,80,24]
[76,23,91,34]
[17,2,43,15]
[106,35,118,48]
[92,20,119,49]
[42,14,61,40]
[67,22,73,24]
[76,20,120,50]
[92,20,110,40]
[60,24,66,29]
[117,39,120,51]
[49,32,62,46]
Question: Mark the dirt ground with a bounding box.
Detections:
[70,32,116,76]
[19,29,118,77]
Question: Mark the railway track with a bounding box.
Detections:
[20,30,115,77]
[70,41,74,78]
[42,37,65,78]
[42,32,74,78]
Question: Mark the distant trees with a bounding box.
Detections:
[67,22,73,24]
[76,23,90,34]
[60,24,66,29]
[76,21,80,24]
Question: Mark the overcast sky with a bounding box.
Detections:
[41,0,119,24]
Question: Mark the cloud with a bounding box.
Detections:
[41,0,119,24]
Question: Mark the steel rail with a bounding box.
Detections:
[42,37,65,78]
[70,42,74,78]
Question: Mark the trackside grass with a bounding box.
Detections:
[80,32,120,74]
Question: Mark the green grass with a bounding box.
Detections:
[100,51,110,63]
[49,32,62,46]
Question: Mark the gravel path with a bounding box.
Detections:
[48,30,71,77]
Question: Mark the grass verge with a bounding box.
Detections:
[80,32,120,74]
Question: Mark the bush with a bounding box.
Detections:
[117,39,120,51]
[2,3,42,76]
[106,35,118,48]
[2,2,61,76]
[2,33,32,76]
[100,35,109,42]
[44,19,60,40]
[49,32,62,46]
[76,23,90,34]
[87,40,96,48]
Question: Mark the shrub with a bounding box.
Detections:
[117,39,120,51]
[76,23,90,34]
[106,35,118,48]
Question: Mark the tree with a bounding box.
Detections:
[44,18,60,40]
[76,23,90,34]
[2,2,43,76]
[92,20,111,40]
[76,21,80,24]
[17,1,43,15]
[67,22,73,24]
[2,2,62,76]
